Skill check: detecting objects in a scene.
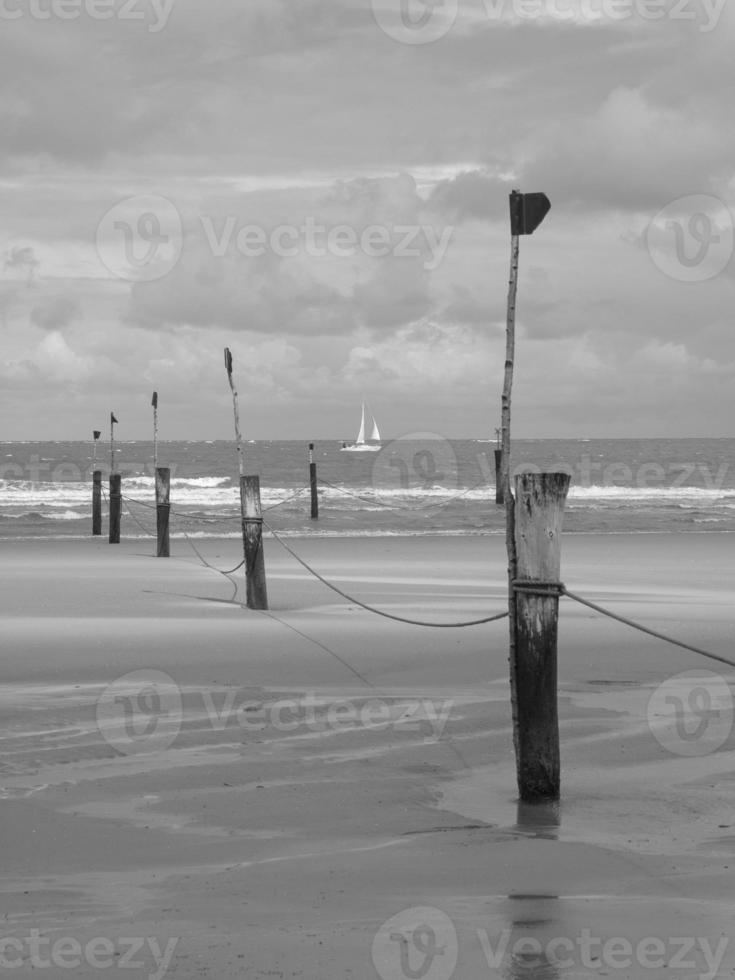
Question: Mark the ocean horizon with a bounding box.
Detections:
[2,437,735,540]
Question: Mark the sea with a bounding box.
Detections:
[1,438,734,541]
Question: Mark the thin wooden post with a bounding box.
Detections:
[241,475,268,609]
[502,215,521,778]
[494,449,503,505]
[156,466,170,558]
[513,471,570,802]
[224,348,268,609]
[224,348,244,478]
[92,470,102,536]
[152,391,159,473]
[309,443,318,520]
[110,412,118,475]
[109,473,121,544]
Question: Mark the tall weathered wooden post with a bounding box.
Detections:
[498,188,552,799]
[513,472,569,801]
[109,474,121,544]
[156,466,170,558]
[92,470,102,536]
[309,443,318,520]
[109,413,121,544]
[92,429,102,536]
[224,347,268,610]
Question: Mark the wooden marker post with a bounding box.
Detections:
[513,471,570,801]
[110,411,118,476]
[152,391,159,473]
[224,347,268,610]
[109,413,120,543]
[241,474,268,608]
[309,443,318,520]
[155,466,170,558]
[92,470,102,536]
[498,189,552,800]
[494,428,503,505]
[109,473,121,544]
[92,429,101,536]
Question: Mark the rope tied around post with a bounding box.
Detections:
[513,579,565,597]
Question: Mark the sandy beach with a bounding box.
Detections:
[1,531,734,979]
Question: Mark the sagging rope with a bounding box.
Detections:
[511,579,735,671]
[263,519,508,628]
[318,477,493,514]
[182,532,245,577]
[562,586,735,671]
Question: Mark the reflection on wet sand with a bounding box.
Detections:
[514,798,561,840]
[499,894,562,980]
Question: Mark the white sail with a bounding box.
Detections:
[356,402,366,444]
[370,418,380,441]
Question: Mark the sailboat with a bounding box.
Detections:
[340,401,382,452]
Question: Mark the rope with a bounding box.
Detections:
[262,488,309,512]
[318,477,492,514]
[182,532,246,576]
[120,498,156,537]
[120,493,157,510]
[562,588,735,671]
[262,519,508,628]
[513,579,565,597]
[318,478,401,510]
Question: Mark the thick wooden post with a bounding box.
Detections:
[92,470,102,536]
[240,475,268,610]
[512,471,570,802]
[309,443,318,520]
[156,467,170,558]
[109,474,121,544]
[494,449,503,505]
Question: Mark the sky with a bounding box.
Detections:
[1,0,734,440]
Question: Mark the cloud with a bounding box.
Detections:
[31,295,80,331]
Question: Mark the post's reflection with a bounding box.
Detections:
[499,895,563,980]
[514,798,561,840]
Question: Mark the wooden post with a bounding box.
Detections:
[152,391,159,473]
[110,412,118,475]
[513,471,570,802]
[309,443,318,520]
[502,215,521,780]
[224,348,244,478]
[494,449,503,505]
[225,348,268,609]
[241,475,268,609]
[92,470,102,536]
[156,466,170,558]
[109,473,121,544]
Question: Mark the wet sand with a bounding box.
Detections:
[1,532,734,978]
